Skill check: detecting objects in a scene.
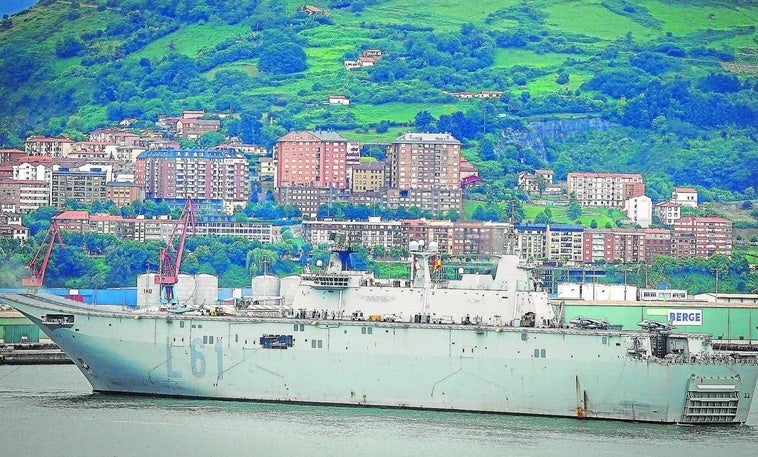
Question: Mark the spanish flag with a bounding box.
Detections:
[433,257,442,271]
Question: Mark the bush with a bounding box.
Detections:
[55,37,85,58]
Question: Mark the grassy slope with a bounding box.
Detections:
[0,1,753,204]
[462,200,624,227]
[1,1,756,135]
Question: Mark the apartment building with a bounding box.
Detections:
[386,132,461,192]
[89,129,140,146]
[673,216,732,257]
[623,195,652,228]
[582,228,647,264]
[24,136,75,157]
[380,188,461,216]
[50,168,108,209]
[0,149,25,165]
[275,131,350,189]
[301,218,404,253]
[402,219,455,255]
[135,149,250,214]
[610,229,647,264]
[643,228,672,262]
[53,211,276,243]
[350,161,386,193]
[13,159,51,181]
[567,172,644,208]
[0,178,50,213]
[105,181,143,207]
[276,186,349,219]
[514,223,583,264]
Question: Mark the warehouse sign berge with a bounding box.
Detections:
[668,309,703,326]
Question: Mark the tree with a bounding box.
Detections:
[55,37,85,58]
[258,42,307,74]
[197,131,224,148]
[567,201,582,220]
[478,134,497,161]
[414,111,436,132]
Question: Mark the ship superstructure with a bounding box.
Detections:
[260,240,554,328]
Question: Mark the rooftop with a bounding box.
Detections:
[393,132,461,145]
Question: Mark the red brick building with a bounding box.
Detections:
[275,131,350,189]
[673,216,732,257]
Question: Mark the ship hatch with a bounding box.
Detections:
[680,378,740,424]
[259,334,293,349]
[41,314,75,330]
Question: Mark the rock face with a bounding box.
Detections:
[501,117,615,159]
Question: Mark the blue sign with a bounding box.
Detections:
[668,309,703,326]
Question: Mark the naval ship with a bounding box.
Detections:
[3,241,758,424]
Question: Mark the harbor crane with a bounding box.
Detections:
[155,199,196,305]
[22,221,64,288]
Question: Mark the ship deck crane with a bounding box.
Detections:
[22,221,64,289]
[155,199,196,305]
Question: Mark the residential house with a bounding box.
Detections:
[654,201,681,226]
[357,56,376,67]
[478,90,504,98]
[0,211,28,242]
[328,95,350,105]
[343,60,363,70]
[175,118,221,139]
[671,187,698,208]
[518,169,554,194]
[302,5,328,16]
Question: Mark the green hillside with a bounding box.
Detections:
[0,0,756,198]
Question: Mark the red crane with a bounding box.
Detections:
[155,199,196,304]
[22,221,64,288]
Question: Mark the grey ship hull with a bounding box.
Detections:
[4,293,758,424]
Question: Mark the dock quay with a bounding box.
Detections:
[0,343,71,365]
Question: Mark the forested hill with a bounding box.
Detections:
[0,0,756,200]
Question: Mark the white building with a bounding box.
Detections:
[671,187,698,208]
[13,162,50,181]
[624,195,653,228]
[654,201,681,226]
